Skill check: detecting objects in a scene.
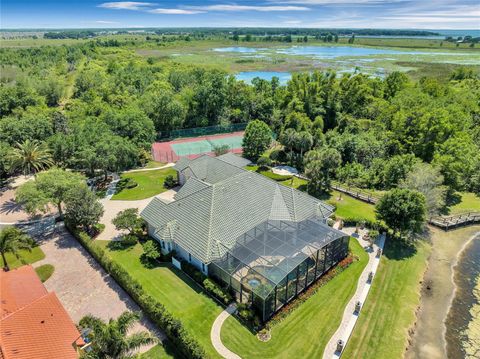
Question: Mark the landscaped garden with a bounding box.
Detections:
[96,237,367,358]
[111,167,177,200]
[342,237,431,358]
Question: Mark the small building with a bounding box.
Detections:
[141,154,349,321]
[0,266,85,359]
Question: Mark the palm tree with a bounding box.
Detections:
[281,128,298,166]
[0,226,34,271]
[298,131,313,158]
[9,140,54,177]
[79,311,157,359]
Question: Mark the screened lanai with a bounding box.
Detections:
[209,218,350,321]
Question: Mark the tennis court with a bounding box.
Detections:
[152,131,244,162]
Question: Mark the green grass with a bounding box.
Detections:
[97,241,224,358]
[138,342,177,359]
[112,168,177,200]
[326,190,376,222]
[35,264,55,282]
[448,192,480,214]
[343,237,431,359]
[220,238,368,358]
[1,246,45,269]
[277,175,376,222]
[98,238,368,358]
[145,161,167,169]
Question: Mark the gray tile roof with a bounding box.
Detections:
[141,156,334,264]
[216,152,251,168]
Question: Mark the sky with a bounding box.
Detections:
[1,0,479,29]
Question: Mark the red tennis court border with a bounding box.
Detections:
[151,131,244,163]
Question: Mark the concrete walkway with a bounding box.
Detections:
[211,304,241,359]
[123,163,175,173]
[322,228,386,359]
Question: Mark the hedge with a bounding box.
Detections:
[69,227,207,359]
[258,170,293,182]
[180,259,232,305]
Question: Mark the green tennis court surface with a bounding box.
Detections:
[170,135,243,156]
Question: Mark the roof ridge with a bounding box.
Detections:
[1,290,52,321]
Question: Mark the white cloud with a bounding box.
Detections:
[95,20,119,24]
[98,2,155,10]
[188,4,309,12]
[284,20,303,24]
[148,8,205,14]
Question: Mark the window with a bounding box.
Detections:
[189,253,192,262]
[202,263,205,272]
[162,241,165,249]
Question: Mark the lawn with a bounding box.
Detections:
[1,246,45,269]
[277,176,377,222]
[145,161,167,169]
[220,238,368,358]
[448,192,480,215]
[98,237,368,358]
[326,190,377,222]
[139,341,177,359]
[97,241,224,358]
[111,168,177,200]
[35,264,55,282]
[342,237,431,359]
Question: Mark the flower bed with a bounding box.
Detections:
[268,254,356,327]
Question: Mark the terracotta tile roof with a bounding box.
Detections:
[0,266,82,359]
[1,266,47,318]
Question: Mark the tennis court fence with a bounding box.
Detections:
[158,123,248,140]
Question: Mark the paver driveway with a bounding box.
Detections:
[33,223,163,351]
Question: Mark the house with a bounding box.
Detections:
[0,266,85,359]
[141,153,349,321]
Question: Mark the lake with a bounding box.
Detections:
[235,71,291,85]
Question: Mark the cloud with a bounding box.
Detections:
[95,20,119,24]
[187,4,309,11]
[98,2,155,10]
[148,8,205,14]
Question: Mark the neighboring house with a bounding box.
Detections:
[141,153,349,321]
[0,266,85,359]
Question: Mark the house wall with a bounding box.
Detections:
[174,243,209,275]
[147,224,208,275]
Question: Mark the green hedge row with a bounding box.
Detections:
[258,170,293,182]
[180,260,233,305]
[69,227,207,359]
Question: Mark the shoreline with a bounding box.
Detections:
[444,231,480,355]
[405,225,480,359]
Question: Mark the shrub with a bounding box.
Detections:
[257,156,272,169]
[116,177,137,192]
[180,260,207,284]
[142,240,160,263]
[164,174,178,189]
[259,170,293,182]
[203,278,232,304]
[213,144,230,156]
[269,149,287,164]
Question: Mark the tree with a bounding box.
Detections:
[304,148,342,196]
[8,140,53,176]
[142,240,160,263]
[384,71,409,99]
[0,227,34,271]
[112,208,143,236]
[297,131,313,158]
[64,185,104,231]
[400,162,446,216]
[375,188,426,237]
[242,120,271,161]
[79,311,156,359]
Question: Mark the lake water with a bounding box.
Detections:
[276,46,425,58]
[445,235,480,359]
[213,47,266,53]
[235,71,291,85]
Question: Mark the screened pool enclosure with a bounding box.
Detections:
[209,218,350,321]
